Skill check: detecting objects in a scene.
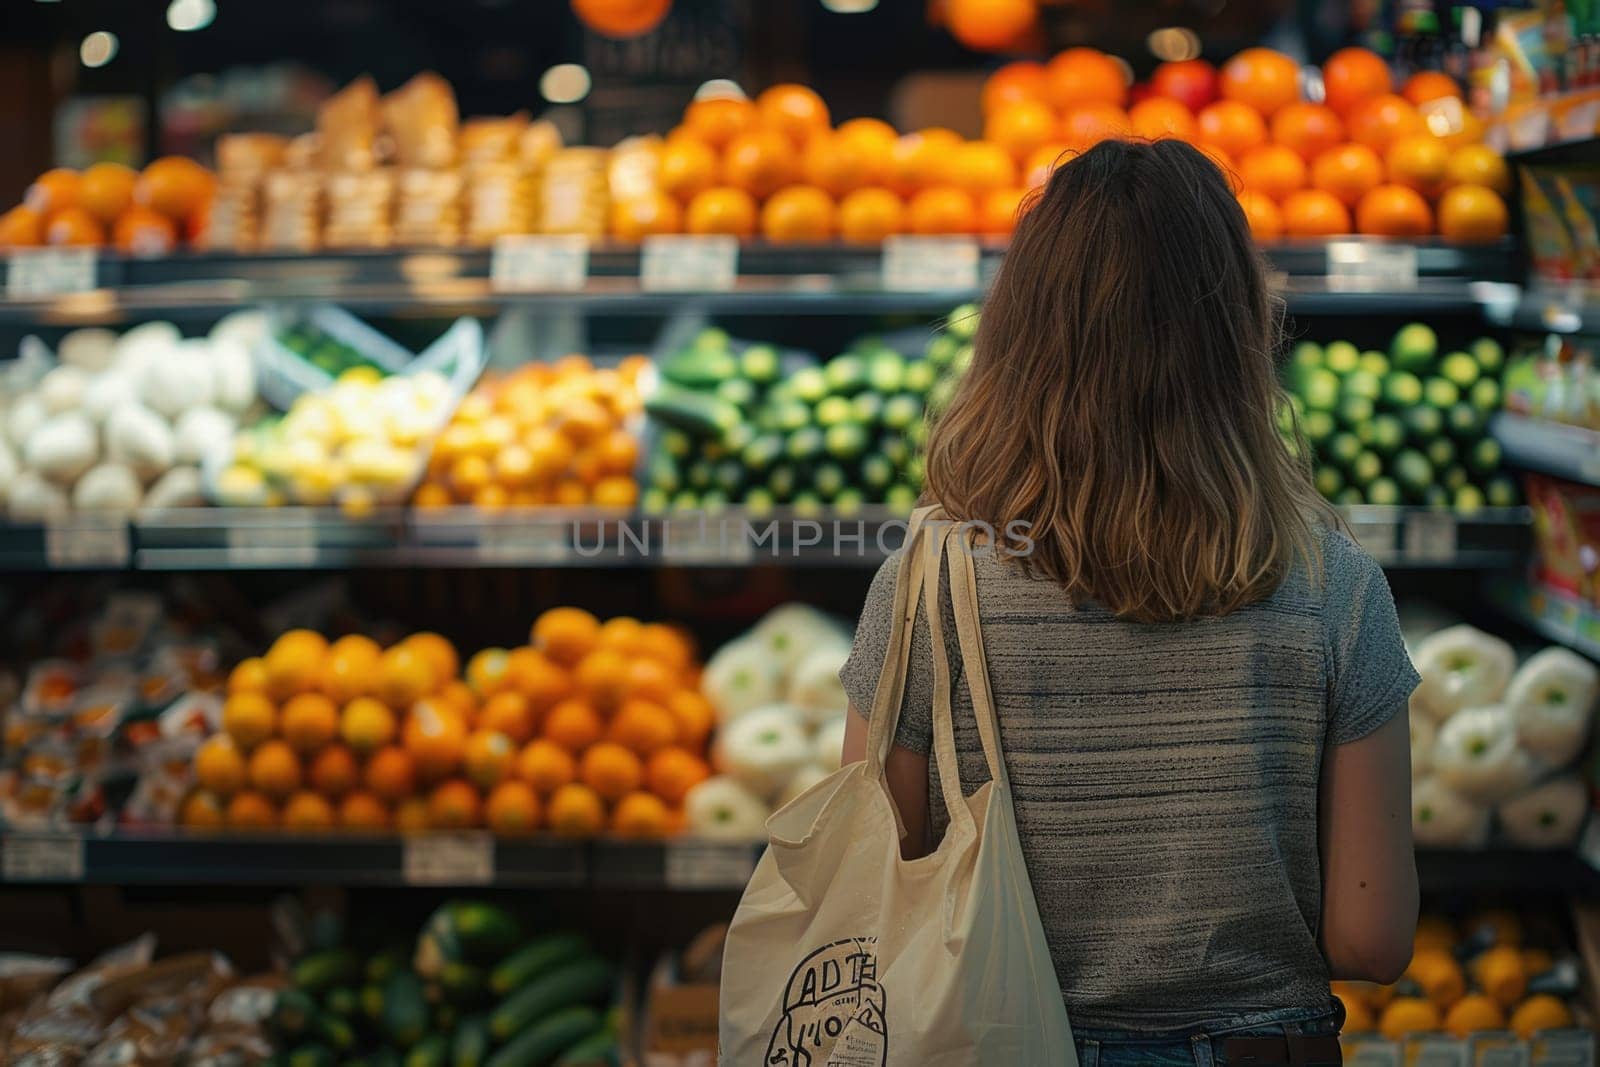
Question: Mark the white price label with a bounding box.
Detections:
[1341,1041,1401,1067]
[640,235,739,291]
[403,833,494,886]
[476,522,571,562]
[2,835,85,882]
[226,524,317,566]
[1326,241,1419,291]
[1410,1038,1469,1067]
[1403,511,1457,563]
[7,248,97,298]
[45,520,130,568]
[881,236,981,291]
[490,235,590,291]
[1479,1044,1532,1067]
[1533,1032,1596,1067]
[1345,519,1400,564]
[665,842,757,889]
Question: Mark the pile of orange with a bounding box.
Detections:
[413,353,649,510]
[180,607,714,839]
[0,156,216,254]
[979,45,1510,242]
[1333,911,1577,1042]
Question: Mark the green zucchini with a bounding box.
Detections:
[451,1014,492,1067]
[488,957,612,1042]
[292,949,361,994]
[554,1028,619,1065]
[417,903,522,976]
[488,933,590,996]
[367,948,408,985]
[645,385,742,439]
[403,1034,450,1067]
[438,961,488,1003]
[486,1007,601,1067]
[382,970,430,1049]
[310,1010,356,1052]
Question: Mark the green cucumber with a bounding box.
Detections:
[291,950,361,994]
[554,1028,618,1065]
[404,1034,450,1067]
[310,1010,356,1052]
[716,378,758,410]
[382,971,429,1049]
[453,1014,493,1067]
[490,934,592,996]
[661,351,737,389]
[645,385,742,440]
[438,961,488,1003]
[647,454,680,494]
[740,434,784,472]
[489,958,613,1042]
[487,1007,602,1067]
[366,949,408,985]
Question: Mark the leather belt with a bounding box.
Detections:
[1220,1034,1343,1065]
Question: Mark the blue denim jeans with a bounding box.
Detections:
[1072,1004,1344,1067]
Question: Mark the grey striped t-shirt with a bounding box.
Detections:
[838,524,1418,1031]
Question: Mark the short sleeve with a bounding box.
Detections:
[838,551,957,756]
[1322,529,1421,744]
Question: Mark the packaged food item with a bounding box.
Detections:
[540,148,610,237]
[259,171,323,253]
[316,75,380,172]
[323,169,395,249]
[382,71,459,170]
[392,167,462,247]
[459,114,529,165]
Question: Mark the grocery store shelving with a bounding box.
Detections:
[1492,412,1600,486]
[1491,579,1600,664]
[0,504,1532,571]
[1478,283,1600,336]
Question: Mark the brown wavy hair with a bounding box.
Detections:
[924,137,1328,623]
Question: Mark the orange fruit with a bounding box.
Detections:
[450,455,493,497]
[113,204,179,256]
[264,629,328,701]
[755,84,830,148]
[638,622,695,670]
[543,699,604,753]
[472,483,511,511]
[394,796,432,834]
[505,648,573,714]
[1044,48,1128,110]
[337,790,390,832]
[280,692,339,754]
[659,136,720,202]
[1322,47,1392,116]
[229,657,269,695]
[1237,144,1307,200]
[1346,93,1426,152]
[885,129,962,196]
[836,116,898,155]
[947,0,1035,50]
[723,129,802,200]
[402,633,460,687]
[463,729,517,788]
[534,606,602,666]
[247,739,302,800]
[599,617,644,653]
[1445,144,1511,194]
[1338,995,1375,1034]
[1405,948,1466,1008]
[906,186,978,235]
[1196,143,1239,190]
[760,185,835,243]
[1237,191,1283,241]
[1443,994,1504,1037]
[222,691,277,750]
[1403,70,1460,107]
[949,141,1017,195]
[983,60,1048,114]
[985,101,1058,162]
[44,207,104,248]
[485,780,542,835]
[1379,997,1441,1040]
[546,782,606,837]
[609,191,683,241]
[427,778,482,829]
[579,741,643,802]
[666,690,716,746]
[194,735,247,796]
[595,428,639,475]
[979,187,1028,235]
[79,162,136,225]
[1430,100,1485,149]
[180,790,226,830]
[1022,143,1074,188]
[1355,183,1432,236]
[837,188,905,244]
[575,648,630,711]
[608,698,679,757]
[375,643,436,709]
[1281,189,1352,236]
[1509,994,1574,1038]
[802,131,879,197]
[0,206,45,249]
[436,680,479,722]
[681,94,758,150]
[517,739,578,795]
[1310,143,1384,207]
[403,701,467,783]
[1060,105,1132,152]
[317,633,381,705]
[1127,97,1197,141]
[479,691,534,745]
[225,790,278,831]
[135,156,213,222]
[1196,100,1267,157]
[611,791,671,838]
[646,747,712,805]
[308,743,360,798]
[1270,102,1345,162]
[364,745,418,803]
[622,658,681,705]
[1220,47,1302,116]
[24,169,81,216]
[1471,945,1528,1008]
[1385,134,1450,197]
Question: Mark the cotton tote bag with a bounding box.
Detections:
[719,507,1075,1066]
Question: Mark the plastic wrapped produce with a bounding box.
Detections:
[751,603,848,673]
[1412,626,1515,718]
[684,776,770,841]
[1432,706,1542,802]
[786,643,851,725]
[813,716,847,773]
[702,638,783,724]
[1412,777,1491,848]
[1506,648,1599,766]
[1496,775,1589,848]
[714,705,812,799]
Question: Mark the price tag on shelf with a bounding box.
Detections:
[1531,1033,1595,1067]
[1409,1039,1469,1067]
[45,520,130,568]
[7,248,97,298]
[1475,1040,1531,1067]
[1325,241,1418,291]
[403,833,494,886]
[1,835,85,882]
[1341,1041,1401,1067]
[881,236,981,291]
[490,235,590,292]
[226,524,317,567]
[640,235,739,291]
[1403,511,1457,563]
[664,842,757,890]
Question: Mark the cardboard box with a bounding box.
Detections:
[639,953,719,1067]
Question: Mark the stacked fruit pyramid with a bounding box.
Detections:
[187,607,714,837]
[0,158,215,253]
[1282,323,1516,512]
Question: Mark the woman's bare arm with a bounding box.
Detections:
[1319,712,1418,983]
[843,707,931,859]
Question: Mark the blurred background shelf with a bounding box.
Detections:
[1492,413,1600,486]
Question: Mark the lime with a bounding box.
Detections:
[1338,395,1375,427]
[744,487,776,516]
[832,488,865,515]
[1326,431,1363,468]
[1365,477,1402,506]
[1303,410,1336,442]
[903,360,937,394]
[814,395,854,427]
[1470,378,1500,412]
[1404,405,1444,440]
[1447,402,1483,438]
[739,344,781,385]
[1423,378,1461,409]
[1344,370,1383,402]
[1301,368,1341,411]
[1314,466,1344,498]
[1454,484,1485,514]
[1422,484,1450,509]
[926,334,958,367]
[789,367,828,404]
[861,453,896,491]
[812,462,848,500]
[1370,414,1406,456]
[1351,450,1383,485]
[1469,437,1502,475]
[1470,337,1505,375]
[1382,372,1424,409]
[1359,351,1390,377]
[1392,449,1433,496]
[640,487,670,513]
[1485,475,1518,508]
[1439,351,1481,389]
[1290,341,1323,377]
[661,430,693,460]
[1335,486,1365,506]
[1442,465,1469,491]
[1425,437,1456,470]
[1390,322,1438,372]
[823,355,867,396]
[1324,340,1361,375]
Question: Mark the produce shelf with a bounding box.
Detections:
[0,831,1581,892]
[1490,580,1600,663]
[1478,283,1600,336]
[0,505,1532,571]
[1492,412,1600,486]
